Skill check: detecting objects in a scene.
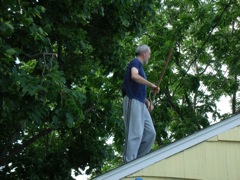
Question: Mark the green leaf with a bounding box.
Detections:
[0,22,14,34]
[66,113,74,128]
[5,48,17,56]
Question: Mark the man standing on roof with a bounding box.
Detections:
[122,44,159,163]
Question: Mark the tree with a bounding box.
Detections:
[0,0,156,179]
[128,0,239,145]
[1,0,240,179]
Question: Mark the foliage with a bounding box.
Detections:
[0,0,240,179]
[138,0,240,146]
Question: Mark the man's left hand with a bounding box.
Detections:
[146,100,154,112]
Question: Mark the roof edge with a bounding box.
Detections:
[94,114,240,180]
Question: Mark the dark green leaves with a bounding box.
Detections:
[1,0,240,179]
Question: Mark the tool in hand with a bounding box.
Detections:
[149,48,173,109]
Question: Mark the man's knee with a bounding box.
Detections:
[150,130,156,141]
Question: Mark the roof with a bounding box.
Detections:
[93,113,240,180]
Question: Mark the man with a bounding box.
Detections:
[122,44,159,163]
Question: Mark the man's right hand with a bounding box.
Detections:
[151,84,160,94]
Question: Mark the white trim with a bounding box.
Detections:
[93,114,240,180]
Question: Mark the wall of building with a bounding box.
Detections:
[123,126,240,180]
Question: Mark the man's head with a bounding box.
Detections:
[135,44,151,64]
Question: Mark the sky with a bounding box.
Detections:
[217,96,231,114]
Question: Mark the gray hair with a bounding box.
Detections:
[135,44,150,56]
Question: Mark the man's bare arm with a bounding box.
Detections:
[131,67,155,87]
[131,67,159,94]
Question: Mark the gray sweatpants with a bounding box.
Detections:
[123,96,156,163]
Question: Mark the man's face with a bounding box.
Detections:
[143,49,151,64]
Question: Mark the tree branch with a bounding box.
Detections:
[164,87,185,121]
[0,128,53,166]
[22,52,57,59]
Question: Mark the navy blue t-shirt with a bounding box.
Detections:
[122,58,146,103]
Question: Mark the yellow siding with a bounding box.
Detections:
[165,152,185,177]
[205,142,228,179]
[225,142,240,179]
[206,136,218,142]
[183,144,205,179]
[218,126,240,141]
[123,126,240,180]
